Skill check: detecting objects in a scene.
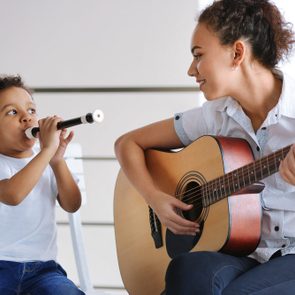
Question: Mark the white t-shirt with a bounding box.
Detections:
[0,147,58,262]
[174,70,295,263]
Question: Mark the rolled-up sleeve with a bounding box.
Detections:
[174,113,191,146]
[174,107,208,146]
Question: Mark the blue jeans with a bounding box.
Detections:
[0,260,85,295]
[165,251,295,295]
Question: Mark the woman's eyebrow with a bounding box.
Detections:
[191,45,202,54]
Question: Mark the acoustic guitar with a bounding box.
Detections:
[114,135,290,295]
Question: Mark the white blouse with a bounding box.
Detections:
[174,70,295,263]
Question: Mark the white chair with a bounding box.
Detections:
[64,143,108,295]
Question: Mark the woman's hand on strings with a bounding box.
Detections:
[149,191,200,236]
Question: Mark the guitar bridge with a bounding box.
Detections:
[149,206,163,248]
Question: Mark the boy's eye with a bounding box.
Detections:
[28,108,36,114]
[7,109,17,115]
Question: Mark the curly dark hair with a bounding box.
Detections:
[198,0,295,69]
[0,75,32,95]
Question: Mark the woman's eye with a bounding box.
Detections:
[194,54,201,61]
[7,109,17,115]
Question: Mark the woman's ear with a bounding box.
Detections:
[232,40,246,68]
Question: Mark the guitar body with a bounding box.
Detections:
[114,136,262,295]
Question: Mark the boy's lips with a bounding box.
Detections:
[22,128,36,140]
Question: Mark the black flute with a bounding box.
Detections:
[25,109,104,139]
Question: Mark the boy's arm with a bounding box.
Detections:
[0,116,62,205]
[0,148,56,206]
[49,128,82,213]
[51,159,81,213]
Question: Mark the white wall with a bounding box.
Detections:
[0,0,201,293]
[0,0,200,87]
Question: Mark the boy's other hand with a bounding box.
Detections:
[50,129,74,166]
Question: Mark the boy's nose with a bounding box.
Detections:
[21,115,32,123]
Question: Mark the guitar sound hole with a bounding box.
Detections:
[181,181,203,221]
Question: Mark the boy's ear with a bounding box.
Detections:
[232,40,246,67]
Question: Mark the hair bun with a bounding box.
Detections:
[199,0,294,68]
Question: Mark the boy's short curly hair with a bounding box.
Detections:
[0,75,32,95]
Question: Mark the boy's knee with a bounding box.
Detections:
[48,285,85,295]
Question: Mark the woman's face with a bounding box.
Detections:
[188,23,236,100]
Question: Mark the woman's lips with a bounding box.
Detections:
[197,79,206,88]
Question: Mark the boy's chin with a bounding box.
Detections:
[24,138,37,148]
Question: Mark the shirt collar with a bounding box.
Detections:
[214,96,241,116]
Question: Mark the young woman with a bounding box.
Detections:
[115,0,295,294]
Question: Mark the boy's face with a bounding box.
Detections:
[0,86,38,158]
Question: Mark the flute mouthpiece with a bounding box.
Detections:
[25,127,38,139]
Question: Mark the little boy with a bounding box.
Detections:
[0,75,84,295]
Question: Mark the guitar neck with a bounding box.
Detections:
[202,144,291,206]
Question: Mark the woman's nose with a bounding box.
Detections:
[187,60,198,77]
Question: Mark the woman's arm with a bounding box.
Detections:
[115,118,199,235]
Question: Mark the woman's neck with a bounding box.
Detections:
[232,65,282,132]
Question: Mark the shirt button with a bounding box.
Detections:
[175,115,180,120]
[282,244,286,248]
[261,127,267,130]
[274,226,280,231]
[256,146,260,151]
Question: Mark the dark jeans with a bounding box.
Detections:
[165,251,295,295]
[0,260,85,295]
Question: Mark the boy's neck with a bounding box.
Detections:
[0,149,34,159]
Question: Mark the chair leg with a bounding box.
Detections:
[68,211,93,292]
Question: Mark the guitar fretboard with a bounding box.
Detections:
[202,145,291,207]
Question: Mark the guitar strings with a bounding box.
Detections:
[179,156,277,206]
[187,152,282,205]
[171,149,284,206]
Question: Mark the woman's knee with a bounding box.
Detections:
[165,251,254,295]
[167,251,232,276]
[165,252,224,294]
